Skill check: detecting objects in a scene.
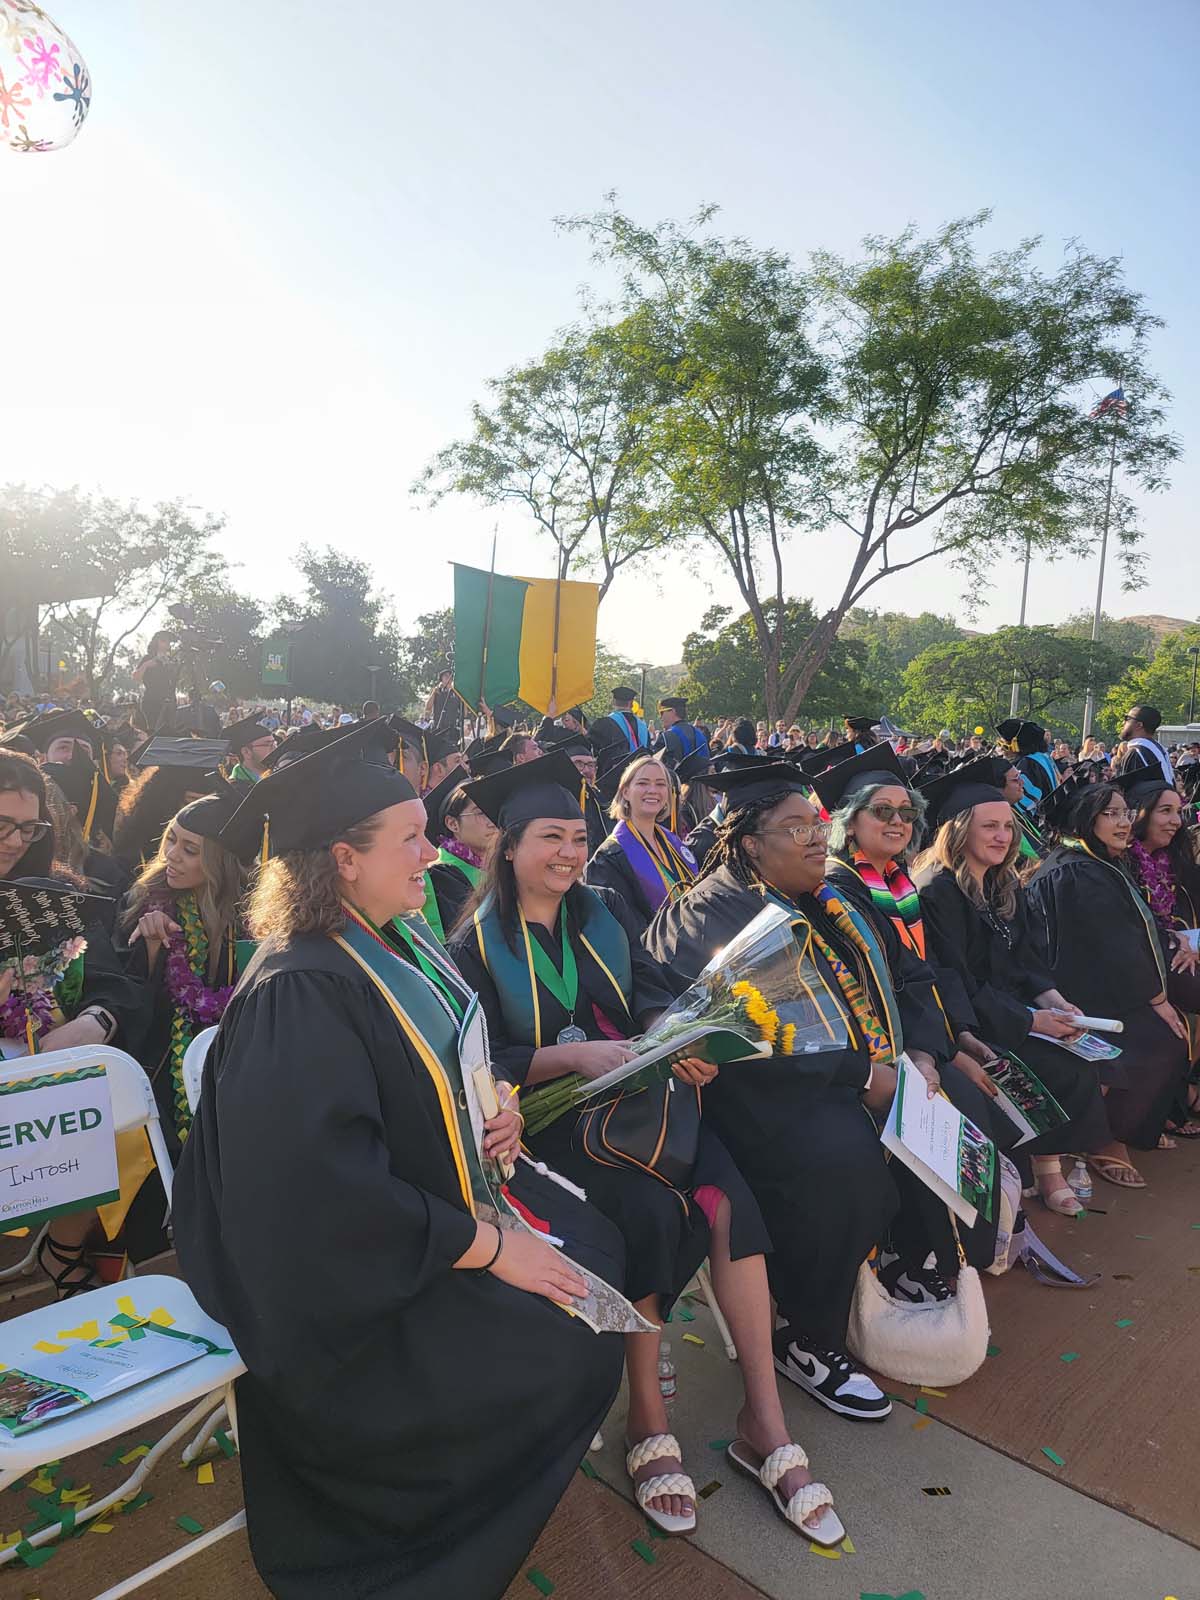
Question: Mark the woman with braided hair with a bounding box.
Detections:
[645,761,927,1424]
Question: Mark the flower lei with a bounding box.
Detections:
[0,938,87,1046]
[1128,839,1177,930]
[156,892,235,1144]
[438,837,484,869]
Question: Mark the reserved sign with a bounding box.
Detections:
[0,1062,119,1228]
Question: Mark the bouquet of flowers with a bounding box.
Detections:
[0,937,87,1046]
[522,904,850,1136]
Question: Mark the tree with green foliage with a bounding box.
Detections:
[676,600,871,726]
[273,546,411,710]
[1102,624,1200,729]
[398,607,455,713]
[900,625,1127,736]
[175,577,267,700]
[556,204,1177,723]
[1056,609,1155,661]
[840,609,963,711]
[415,325,662,598]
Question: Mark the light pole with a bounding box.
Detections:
[368,663,381,705]
[1188,646,1199,725]
[637,663,651,711]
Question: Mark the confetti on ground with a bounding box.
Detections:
[1115,1318,1134,1328]
[89,1523,114,1535]
[677,1305,696,1322]
[123,1493,153,1514]
[175,1515,204,1536]
[118,1445,150,1465]
[921,1486,951,1496]
[810,1541,840,1558]
[1041,1447,1065,1467]
[698,1480,722,1499]
[1113,1273,1134,1281]
[986,1343,1000,1355]
[215,1430,237,1458]
[525,1568,554,1596]
[708,1438,732,1451]
[914,1397,929,1414]
[196,1463,214,1486]
[631,1538,656,1564]
[1188,1267,1200,1275]
[911,1417,933,1431]
[919,1387,947,1398]
[27,1477,55,1495]
[1060,1352,1080,1363]
[14,1540,54,1568]
[681,1333,705,1347]
[841,1534,856,1553]
[1086,1208,1107,1215]
[579,1459,598,1480]
[1134,1235,1153,1240]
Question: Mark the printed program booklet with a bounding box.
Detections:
[986,1053,1069,1146]
[881,1054,996,1228]
[0,1327,215,1436]
[1028,1030,1122,1062]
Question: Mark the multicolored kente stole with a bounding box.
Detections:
[810,885,893,1063]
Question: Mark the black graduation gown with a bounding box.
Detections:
[583,787,610,857]
[644,866,899,1347]
[427,860,476,942]
[173,935,622,1600]
[583,832,690,939]
[1027,847,1188,1148]
[450,887,769,1306]
[917,866,1111,1157]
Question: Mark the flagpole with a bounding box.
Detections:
[1081,390,1122,741]
[547,564,563,717]
[1009,534,1033,717]
[479,527,497,721]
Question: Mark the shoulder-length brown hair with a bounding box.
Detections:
[246,814,384,947]
[912,805,1022,921]
[608,754,672,824]
[123,812,247,980]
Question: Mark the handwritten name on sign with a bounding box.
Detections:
[0,880,113,961]
[0,1062,119,1228]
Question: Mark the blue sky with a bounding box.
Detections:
[3,0,1197,667]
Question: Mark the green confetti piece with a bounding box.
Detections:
[215,1430,237,1458]
[1041,1447,1065,1467]
[525,1568,554,1596]
[678,1305,696,1322]
[897,1593,928,1600]
[14,1538,56,1568]
[123,1492,154,1513]
[707,1438,733,1450]
[1060,1352,1080,1363]
[579,1459,598,1480]
[631,1537,656,1563]
[986,1343,1001,1356]
[176,1515,204,1535]
[104,1447,129,1468]
[1134,1234,1152,1240]
[885,1392,905,1401]
[914,1396,929,1414]
[1115,1318,1134,1328]
[697,1479,722,1499]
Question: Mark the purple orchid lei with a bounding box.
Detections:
[153,895,235,1027]
[1128,839,1177,931]
[438,837,484,869]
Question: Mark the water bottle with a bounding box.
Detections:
[657,1340,677,1401]
[1067,1160,1092,1203]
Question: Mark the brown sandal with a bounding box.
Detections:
[1086,1156,1146,1189]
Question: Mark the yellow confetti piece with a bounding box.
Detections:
[0,1532,22,1548]
[912,1417,933,1431]
[148,1307,175,1328]
[919,1386,948,1397]
[196,1463,214,1486]
[115,1294,139,1319]
[89,1523,114,1534]
[31,1341,66,1355]
[841,1534,856,1554]
[809,1541,841,1558]
[681,1333,705,1347]
[56,1320,100,1342]
[119,1446,150,1465]
[28,1477,55,1495]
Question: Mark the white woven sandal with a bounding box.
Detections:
[625,1432,697,1536]
[726,1440,845,1547]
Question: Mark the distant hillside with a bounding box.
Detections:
[1121,614,1195,644]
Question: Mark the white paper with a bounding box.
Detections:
[0,1330,208,1435]
[881,1054,994,1228]
[0,1061,120,1229]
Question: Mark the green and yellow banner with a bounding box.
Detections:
[452,564,599,716]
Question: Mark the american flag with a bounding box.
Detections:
[1090,387,1127,418]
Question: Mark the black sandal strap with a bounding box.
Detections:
[37,1234,102,1300]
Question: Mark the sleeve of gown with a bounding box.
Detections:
[177,971,479,1347]
[76,921,148,1046]
[447,927,537,1086]
[920,879,1032,1050]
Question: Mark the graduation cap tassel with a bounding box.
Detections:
[580,779,587,811]
[260,814,271,869]
[670,787,677,835]
[82,770,99,843]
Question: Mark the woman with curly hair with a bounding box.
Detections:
[1027,780,1191,1172]
[1118,769,1200,1018]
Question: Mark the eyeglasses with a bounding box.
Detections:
[1100,808,1136,823]
[864,803,920,825]
[759,821,832,846]
[0,818,52,845]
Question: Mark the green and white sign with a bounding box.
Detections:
[260,638,292,689]
[0,1062,119,1229]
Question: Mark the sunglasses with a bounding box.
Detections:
[0,818,52,845]
[863,803,920,825]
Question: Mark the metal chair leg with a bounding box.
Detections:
[695,1262,738,1361]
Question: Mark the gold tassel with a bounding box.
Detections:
[100,746,111,784]
[580,779,587,810]
[670,788,677,834]
[25,1013,37,1056]
[260,813,270,868]
[82,770,99,843]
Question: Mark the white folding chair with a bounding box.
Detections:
[181,1025,218,1117]
[0,1047,247,1593]
[688,1264,738,1361]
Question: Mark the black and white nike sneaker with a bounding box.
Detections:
[772,1328,891,1420]
[877,1250,953,1305]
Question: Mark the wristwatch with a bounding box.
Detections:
[78,1005,118,1043]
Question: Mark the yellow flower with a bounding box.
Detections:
[780,1022,796,1054]
[732,980,753,999]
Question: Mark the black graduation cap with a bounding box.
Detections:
[223,715,274,751]
[261,724,333,772]
[130,736,231,771]
[0,877,115,958]
[995,718,1046,753]
[1111,766,1175,809]
[703,761,811,810]
[612,686,638,704]
[809,744,908,812]
[915,756,1005,829]
[175,787,248,845]
[463,750,585,830]
[675,746,712,785]
[1038,773,1088,831]
[489,704,520,731]
[392,718,460,769]
[1,709,98,754]
[422,768,469,844]
[542,730,593,761]
[658,697,687,715]
[220,718,418,861]
[843,715,878,734]
[797,740,856,776]
[40,752,105,826]
[533,716,558,746]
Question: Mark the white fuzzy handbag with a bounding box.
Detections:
[846,1226,990,1388]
